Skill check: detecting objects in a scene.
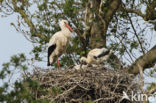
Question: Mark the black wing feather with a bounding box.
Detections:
[47,44,56,66]
[96,49,110,58]
[96,46,104,49]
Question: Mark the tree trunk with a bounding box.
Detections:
[89,0,121,48]
[90,21,106,48]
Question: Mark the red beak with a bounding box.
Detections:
[65,24,74,32]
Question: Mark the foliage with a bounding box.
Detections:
[0,53,27,79]
[0,78,50,103]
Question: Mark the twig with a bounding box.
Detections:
[138,64,146,94]
[122,3,145,55]
[51,85,77,101]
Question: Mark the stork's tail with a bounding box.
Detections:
[47,56,51,66]
[47,44,56,66]
[47,61,50,66]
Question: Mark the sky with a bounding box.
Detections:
[0,14,33,68]
[0,12,156,102]
[0,14,33,87]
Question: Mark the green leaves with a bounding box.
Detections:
[0,63,10,79]
[130,41,139,49]
[63,0,79,18]
[0,76,51,103]
[80,51,85,55]
[10,53,26,67]
[147,82,156,91]
[31,45,43,61]
[149,68,156,77]
[38,2,47,11]
[0,53,27,79]
[51,87,62,96]
[61,55,74,67]
[26,78,39,90]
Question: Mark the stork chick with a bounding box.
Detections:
[80,47,113,66]
[48,20,74,69]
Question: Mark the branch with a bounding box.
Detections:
[120,1,156,30]
[148,87,156,95]
[121,8,146,19]
[102,0,121,37]
[127,45,156,75]
[12,0,47,41]
[122,3,146,55]
[103,0,122,44]
[138,64,146,94]
[83,0,93,37]
[121,0,156,21]
[145,0,156,21]
[105,0,121,23]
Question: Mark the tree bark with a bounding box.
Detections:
[127,45,156,75]
[90,0,121,48]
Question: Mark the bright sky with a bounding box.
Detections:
[0,14,33,67]
[0,14,33,86]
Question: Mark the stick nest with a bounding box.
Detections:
[31,66,138,103]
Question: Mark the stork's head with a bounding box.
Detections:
[59,20,74,32]
[80,57,87,65]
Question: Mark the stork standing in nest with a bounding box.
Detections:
[47,20,74,69]
[80,47,113,66]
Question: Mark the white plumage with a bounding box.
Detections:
[74,64,88,70]
[80,47,113,65]
[47,20,73,67]
[74,64,98,70]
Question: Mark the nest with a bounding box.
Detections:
[31,66,138,103]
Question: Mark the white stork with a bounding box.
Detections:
[80,47,113,66]
[47,20,74,68]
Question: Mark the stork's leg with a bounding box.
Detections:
[57,56,60,69]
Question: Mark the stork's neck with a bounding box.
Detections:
[61,27,72,38]
[83,57,89,64]
[86,58,90,64]
[61,27,71,32]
